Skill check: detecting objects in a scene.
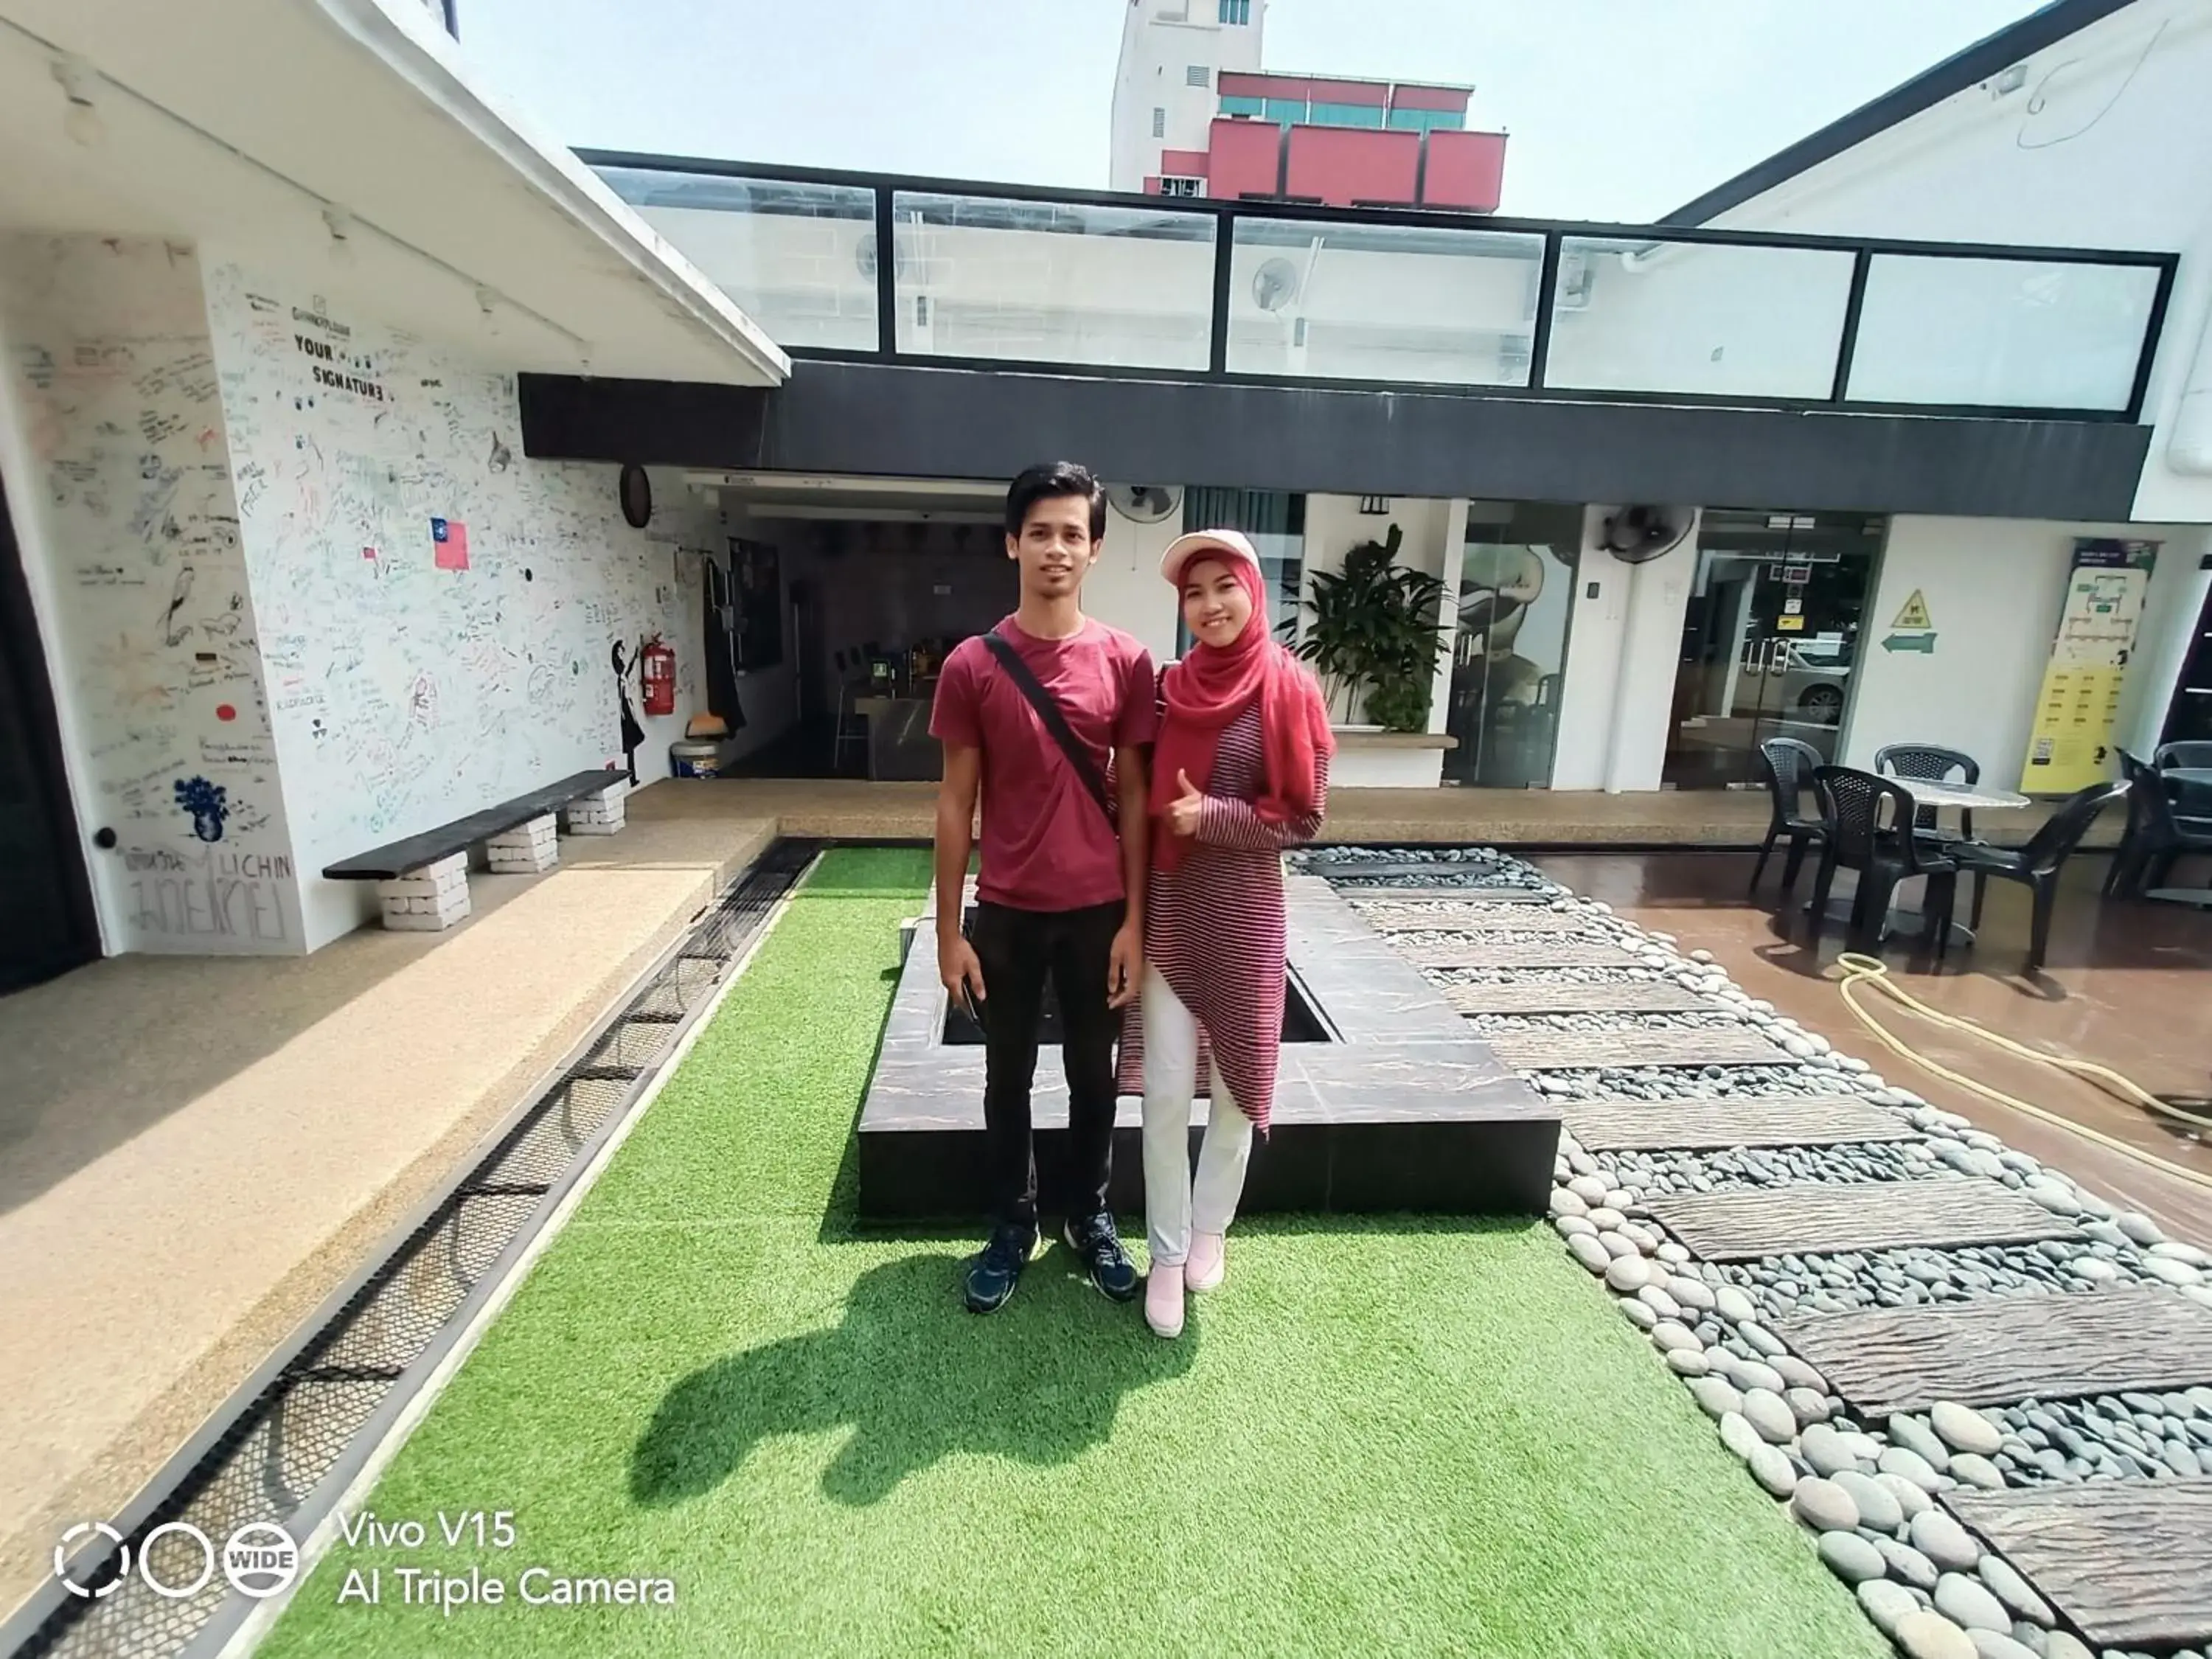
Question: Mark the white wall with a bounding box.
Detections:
[201,257,713,950]
[1332,742,1450,789]
[1300,493,1453,695]
[1091,493,1183,663]
[1703,0,2212,519]
[1550,506,1698,791]
[0,234,303,954]
[2120,532,2212,756]
[1295,494,1456,785]
[1840,516,2206,790]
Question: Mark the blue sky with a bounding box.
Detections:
[456,0,2045,221]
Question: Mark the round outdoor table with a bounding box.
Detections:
[1811,778,2032,947]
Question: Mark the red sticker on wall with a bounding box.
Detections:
[216,703,237,722]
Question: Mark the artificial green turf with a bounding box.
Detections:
[262,846,1884,1658]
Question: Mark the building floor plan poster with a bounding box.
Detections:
[2018,538,2158,793]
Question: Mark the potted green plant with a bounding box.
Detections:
[1296,524,1448,734]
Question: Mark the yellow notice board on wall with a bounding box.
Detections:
[2018,538,2158,793]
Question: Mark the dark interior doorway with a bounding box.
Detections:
[0,476,100,991]
[1663,509,1886,790]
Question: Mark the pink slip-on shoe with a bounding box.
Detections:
[1145,1265,1186,1338]
[1186,1232,1226,1293]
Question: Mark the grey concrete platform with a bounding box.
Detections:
[858,876,1560,1220]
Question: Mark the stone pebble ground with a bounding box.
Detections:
[1301,846,2212,1659]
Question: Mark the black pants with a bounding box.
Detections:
[969,898,1125,1233]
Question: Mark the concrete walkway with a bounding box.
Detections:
[0,786,772,1622]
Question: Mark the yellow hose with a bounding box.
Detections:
[1830,951,2212,1194]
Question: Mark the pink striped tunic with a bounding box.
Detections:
[1115,704,1331,1133]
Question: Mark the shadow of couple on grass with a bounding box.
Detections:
[629,1247,1197,1509]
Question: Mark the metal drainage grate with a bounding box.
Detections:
[10,838,823,1659]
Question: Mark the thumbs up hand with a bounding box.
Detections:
[1166,768,1206,838]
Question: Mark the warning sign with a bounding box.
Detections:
[1891,590,1933,631]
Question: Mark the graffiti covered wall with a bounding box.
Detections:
[0,235,302,953]
[201,260,714,950]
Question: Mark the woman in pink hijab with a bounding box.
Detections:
[1116,529,1334,1338]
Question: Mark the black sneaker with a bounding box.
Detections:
[964,1224,1037,1314]
[1063,1212,1141,1302]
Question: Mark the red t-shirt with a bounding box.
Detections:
[930,616,1158,913]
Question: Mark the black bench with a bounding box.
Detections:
[323,770,627,931]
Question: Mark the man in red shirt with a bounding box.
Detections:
[931,462,1157,1313]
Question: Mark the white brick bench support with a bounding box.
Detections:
[560,782,627,837]
[487,812,560,874]
[377,852,471,932]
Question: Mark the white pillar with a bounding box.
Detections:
[1602,511,1701,793]
[1551,505,1702,793]
[1428,498,1471,740]
[2118,526,2212,755]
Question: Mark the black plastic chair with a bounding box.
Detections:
[1875,742,1981,844]
[1810,765,1958,950]
[1949,781,2125,973]
[1750,737,1826,897]
[2109,749,2212,898]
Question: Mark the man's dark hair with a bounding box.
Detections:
[1004,462,1107,541]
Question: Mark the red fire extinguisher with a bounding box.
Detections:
[639,634,676,717]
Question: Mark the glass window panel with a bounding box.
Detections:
[593,168,877,351]
[1387,108,1426,131]
[1846,255,2160,411]
[1220,95,1265,116]
[1311,102,1385,128]
[1545,237,1854,399]
[1444,501,1584,787]
[1264,98,1308,125]
[1226,218,1545,386]
[889,192,1216,370]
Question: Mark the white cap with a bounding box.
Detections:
[1160,528,1261,588]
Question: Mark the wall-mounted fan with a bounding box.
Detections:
[853,232,913,283]
[1599,505,1691,564]
[1107,484,1183,525]
[1251,257,1300,312]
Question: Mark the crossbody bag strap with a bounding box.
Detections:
[983,630,1116,824]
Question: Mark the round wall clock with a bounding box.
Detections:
[619,463,653,529]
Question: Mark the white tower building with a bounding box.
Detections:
[1109,0,1267,192]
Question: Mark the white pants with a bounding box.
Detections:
[1141,965,1255,1267]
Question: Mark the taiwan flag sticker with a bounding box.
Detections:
[432,518,470,571]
